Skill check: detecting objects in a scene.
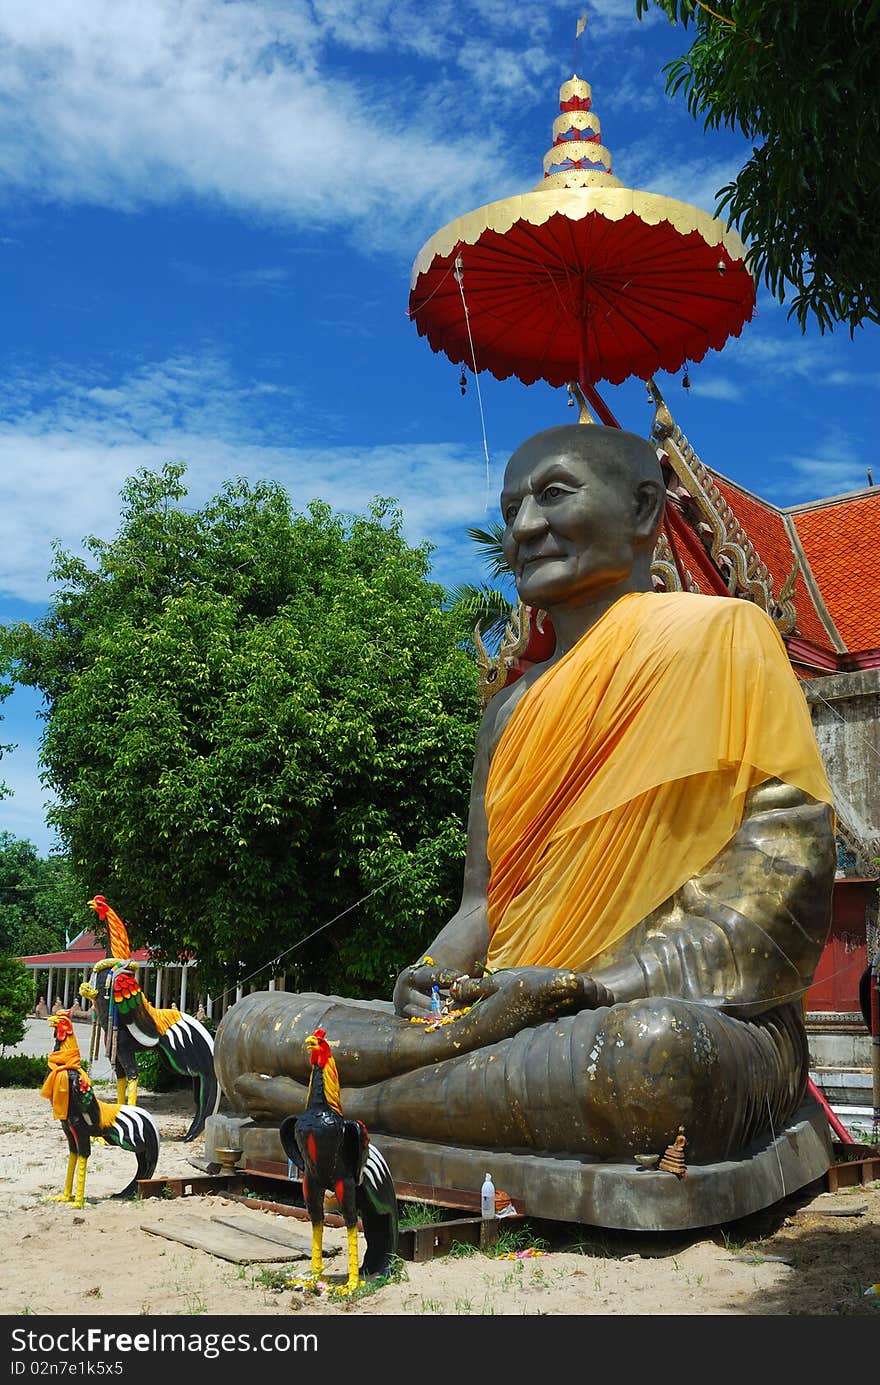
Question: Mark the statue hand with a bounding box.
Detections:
[393,960,468,1019]
[451,968,613,1012]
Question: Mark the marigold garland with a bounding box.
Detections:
[409,1006,472,1027]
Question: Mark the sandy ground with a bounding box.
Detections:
[3,1020,880,1320]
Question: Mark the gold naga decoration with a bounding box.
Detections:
[651,531,701,597]
[647,378,799,635]
[474,602,532,708]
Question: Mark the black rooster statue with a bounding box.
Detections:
[80,895,218,1141]
[40,1011,160,1207]
[279,1028,399,1294]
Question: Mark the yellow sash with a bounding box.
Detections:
[40,1038,82,1120]
[486,591,834,972]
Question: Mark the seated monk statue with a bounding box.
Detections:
[213,423,836,1166]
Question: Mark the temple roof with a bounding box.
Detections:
[18,927,150,968]
[646,383,880,671]
[788,488,880,654]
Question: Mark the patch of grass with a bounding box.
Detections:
[397,1199,447,1227]
[254,1264,301,1292]
[446,1239,480,1259]
[494,1222,549,1257]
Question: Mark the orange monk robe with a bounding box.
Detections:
[485,591,835,973]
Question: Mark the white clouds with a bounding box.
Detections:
[762,431,874,505]
[0,2,496,251]
[618,137,744,218]
[0,0,643,254]
[0,352,498,604]
[687,378,743,403]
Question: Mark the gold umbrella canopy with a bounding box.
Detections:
[408,74,755,391]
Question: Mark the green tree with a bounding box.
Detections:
[0,834,79,958]
[635,1,880,332]
[0,638,12,802]
[0,954,34,1052]
[5,465,480,1000]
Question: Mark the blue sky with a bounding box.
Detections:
[1,0,878,856]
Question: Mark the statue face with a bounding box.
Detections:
[500,431,645,608]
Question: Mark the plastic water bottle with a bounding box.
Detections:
[430,985,442,1017]
[481,1171,496,1219]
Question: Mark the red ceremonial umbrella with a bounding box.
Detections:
[409,71,755,418]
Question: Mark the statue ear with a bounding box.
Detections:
[633,478,665,539]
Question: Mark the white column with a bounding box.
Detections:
[154,968,162,1007]
[47,968,55,1007]
[206,995,214,1019]
[179,965,187,1013]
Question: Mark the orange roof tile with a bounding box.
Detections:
[790,490,880,652]
[708,473,835,649]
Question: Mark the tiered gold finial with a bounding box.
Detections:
[536,72,623,192]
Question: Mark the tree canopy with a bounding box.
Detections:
[636,1,880,333]
[5,465,481,999]
[0,954,33,1051]
[0,834,82,959]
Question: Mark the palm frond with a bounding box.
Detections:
[465,523,511,581]
[445,582,515,651]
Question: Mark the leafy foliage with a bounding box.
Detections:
[635,1,880,332]
[0,638,12,802]
[446,521,517,653]
[0,834,82,958]
[135,1046,189,1093]
[5,465,480,999]
[0,954,34,1051]
[0,1054,47,1087]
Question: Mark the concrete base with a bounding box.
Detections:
[205,1097,833,1233]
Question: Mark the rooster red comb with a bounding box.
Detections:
[88,895,109,919]
[49,1013,74,1040]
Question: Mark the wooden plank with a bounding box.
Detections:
[209,1212,339,1258]
[140,1214,312,1264]
[397,1181,525,1216]
[397,1214,516,1262]
[223,1191,351,1229]
[238,1164,527,1217]
[795,1193,867,1217]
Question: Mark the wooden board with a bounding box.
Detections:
[210,1212,340,1258]
[141,1213,312,1264]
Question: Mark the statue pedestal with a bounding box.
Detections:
[204,1097,833,1232]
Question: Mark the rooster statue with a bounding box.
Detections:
[279,1028,398,1294]
[41,1011,160,1207]
[79,895,218,1141]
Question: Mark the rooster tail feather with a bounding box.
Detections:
[158,1014,218,1141]
[100,1104,160,1197]
[357,1142,399,1278]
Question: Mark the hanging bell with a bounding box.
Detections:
[682,364,691,391]
[459,368,467,397]
[567,385,576,408]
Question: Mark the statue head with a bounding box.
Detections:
[500,425,665,610]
